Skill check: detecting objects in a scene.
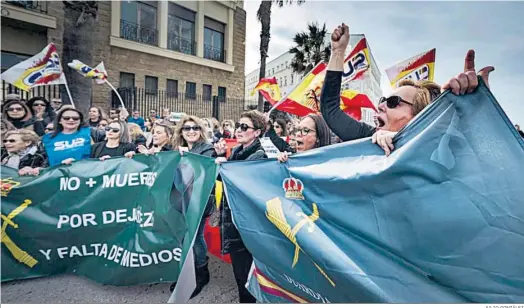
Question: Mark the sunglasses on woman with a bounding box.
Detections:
[235,122,255,132]
[379,96,413,109]
[62,116,80,121]
[105,127,120,133]
[33,103,46,107]
[7,107,24,112]
[182,125,201,132]
[4,139,18,143]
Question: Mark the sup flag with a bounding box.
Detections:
[1,43,66,92]
[221,79,524,303]
[386,48,436,88]
[68,60,108,85]
[339,90,376,121]
[251,77,282,105]
[270,38,372,117]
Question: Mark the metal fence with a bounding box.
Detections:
[4,0,47,13]
[1,80,61,102]
[113,87,259,121]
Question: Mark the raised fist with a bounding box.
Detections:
[331,23,349,54]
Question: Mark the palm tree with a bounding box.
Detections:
[61,1,98,116]
[256,0,305,112]
[289,22,331,77]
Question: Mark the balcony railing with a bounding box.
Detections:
[120,20,158,46]
[167,33,196,56]
[4,0,47,13]
[204,44,225,63]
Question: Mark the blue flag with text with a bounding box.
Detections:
[220,80,524,303]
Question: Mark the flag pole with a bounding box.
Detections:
[105,80,127,112]
[266,62,326,117]
[63,80,76,109]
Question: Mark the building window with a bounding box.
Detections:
[285,61,288,68]
[145,76,158,95]
[119,72,135,88]
[204,17,225,62]
[120,1,158,46]
[272,68,275,75]
[290,74,294,85]
[167,79,178,97]
[185,82,196,99]
[203,84,212,101]
[167,3,196,55]
[284,76,287,86]
[218,87,226,102]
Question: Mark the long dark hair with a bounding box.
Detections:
[305,114,331,148]
[274,117,288,136]
[27,96,55,120]
[89,106,106,122]
[51,107,86,138]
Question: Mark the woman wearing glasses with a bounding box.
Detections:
[173,115,216,157]
[90,120,136,160]
[277,114,332,162]
[322,23,492,156]
[170,115,217,297]
[2,100,46,136]
[214,110,267,303]
[42,107,92,167]
[1,129,48,175]
[27,97,56,126]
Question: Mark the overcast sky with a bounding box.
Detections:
[244,0,524,126]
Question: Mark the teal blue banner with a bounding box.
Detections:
[220,81,524,303]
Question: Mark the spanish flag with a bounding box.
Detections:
[385,48,436,88]
[270,37,372,117]
[340,90,376,121]
[251,77,282,105]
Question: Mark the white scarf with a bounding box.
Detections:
[1,146,38,170]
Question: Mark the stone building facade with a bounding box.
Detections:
[1,0,246,119]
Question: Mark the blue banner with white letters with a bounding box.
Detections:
[220,80,524,303]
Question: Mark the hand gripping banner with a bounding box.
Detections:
[220,80,524,303]
[1,152,218,287]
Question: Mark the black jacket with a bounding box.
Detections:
[320,70,376,142]
[90,141,136,158]
[221,138,267,254]
[2,100,46,136]
[265,125,295,153]
[190,140,217,158]
[1,146,48,170]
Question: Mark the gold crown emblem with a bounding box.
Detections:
[1,178,20,197]
[283,177,304,200]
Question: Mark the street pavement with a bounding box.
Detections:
[1,255,238,304]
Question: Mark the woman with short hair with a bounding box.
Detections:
[1,129,48,176]
[214,110,267,303]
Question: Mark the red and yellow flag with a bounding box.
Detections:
[385,48,436,88]
[270,37,372,118]
[340,90,376,121]
[251,77,282,105]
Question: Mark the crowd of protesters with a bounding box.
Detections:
[1,23,522,303]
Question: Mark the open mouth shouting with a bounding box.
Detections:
[374,115,386,130]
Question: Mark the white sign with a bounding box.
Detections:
[261,137,280,158]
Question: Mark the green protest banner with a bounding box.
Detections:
[1,151,218,286]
